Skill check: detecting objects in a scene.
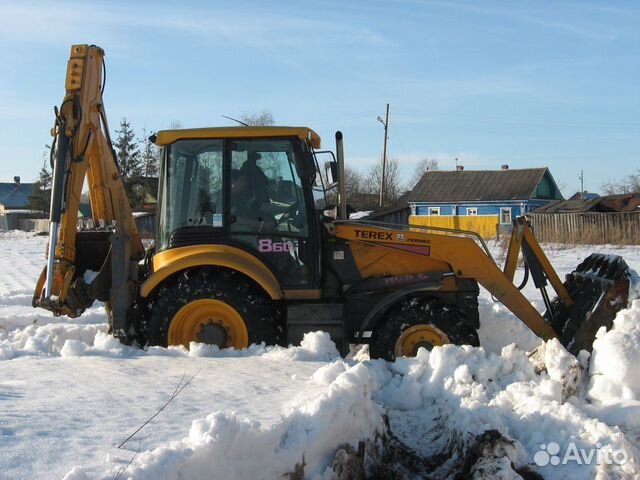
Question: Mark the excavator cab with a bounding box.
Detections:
[152,128,323,292]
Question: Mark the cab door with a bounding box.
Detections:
[227,138,319,291]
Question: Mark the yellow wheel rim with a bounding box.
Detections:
[394,324,450,357]
[168,299,248,349]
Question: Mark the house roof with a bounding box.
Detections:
[408,168,549,203]
[0,182,35,209]
[530,198,600,214]
[569,191,599,201]
[531,193,640,214]
[364,191,411,219]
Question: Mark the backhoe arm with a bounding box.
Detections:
[33,45,144,329]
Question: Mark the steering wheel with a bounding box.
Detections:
[275,202,300,228]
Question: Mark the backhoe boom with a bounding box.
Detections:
[33,45,144,336]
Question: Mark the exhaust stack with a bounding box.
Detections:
[335,131,347,220]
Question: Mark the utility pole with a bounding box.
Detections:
[579,170,584,198]
[377,103,389,207]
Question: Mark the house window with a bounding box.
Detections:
[467,207,478,216]
[429,207,440,216]
[500,207,512,224]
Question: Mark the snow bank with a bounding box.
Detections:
[1,325,340,363]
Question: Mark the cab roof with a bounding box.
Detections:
[154,126,321,149]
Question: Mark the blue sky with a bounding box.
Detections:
[1,0,638,195]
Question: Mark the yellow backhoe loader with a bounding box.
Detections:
[33,45,630,359]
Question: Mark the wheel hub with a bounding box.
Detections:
[168,299,248,349]
[394,324,450,357]
[197,321,228,346]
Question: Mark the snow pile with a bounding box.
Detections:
[1,322,341,363]
[370,339,637,478]
[68,331,640,479]
[67,361,384,480]
[349,211,373,220]
[180,330,341,362]
[0,322,107,360]
[587,299,640,429]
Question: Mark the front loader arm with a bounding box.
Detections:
[334,221,559,341]
[34,45,144,324]
[336,217,630,353]
[503,216,573,309]
[439,236,560,341]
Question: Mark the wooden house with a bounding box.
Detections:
[407,167,563,237]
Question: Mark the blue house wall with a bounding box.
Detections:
[414,200,538,223]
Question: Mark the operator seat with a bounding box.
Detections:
[241,152,270,207]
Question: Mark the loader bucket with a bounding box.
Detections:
[546,254,631,354]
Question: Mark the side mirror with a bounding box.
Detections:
[293,151,316,184]
[325,161,338,188]
[323,205,338,220]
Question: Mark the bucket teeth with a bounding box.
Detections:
[546,253,630,354]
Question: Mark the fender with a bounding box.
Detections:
[140,245,283,300]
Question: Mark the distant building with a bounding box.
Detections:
[569,191,599,201]
[0,177,38,230]
[357,192,411,225]
[347,192,379,211]
[407,167,563,238]
[0,177,35,212]
[532,192,640,214]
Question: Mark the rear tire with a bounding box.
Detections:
[370,298,479,361]
[144,267,283,348]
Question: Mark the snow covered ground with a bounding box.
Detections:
[1,230,640,479]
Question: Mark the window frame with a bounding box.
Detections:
[466,207,478,216]
[500,207,512,224]
[429,207,440,216]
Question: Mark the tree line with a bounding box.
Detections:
[345,157,439,209]
[27,108,449,215]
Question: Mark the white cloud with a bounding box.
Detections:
[0,2,387,54]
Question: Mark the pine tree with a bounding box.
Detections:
[114,118,142,180]
[139,128,159,178]
[28,161,52,217]
[114,118,144,208]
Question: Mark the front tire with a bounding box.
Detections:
[370,298,479,361]
[144,267,283,349]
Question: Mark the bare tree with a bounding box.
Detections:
[601,180,621,195]
[240,110,275,126]
[409,157,439,189]
[364,156,403,206]
[629,171,640,193]
[601,170,640,195]
[344,166,364,200]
